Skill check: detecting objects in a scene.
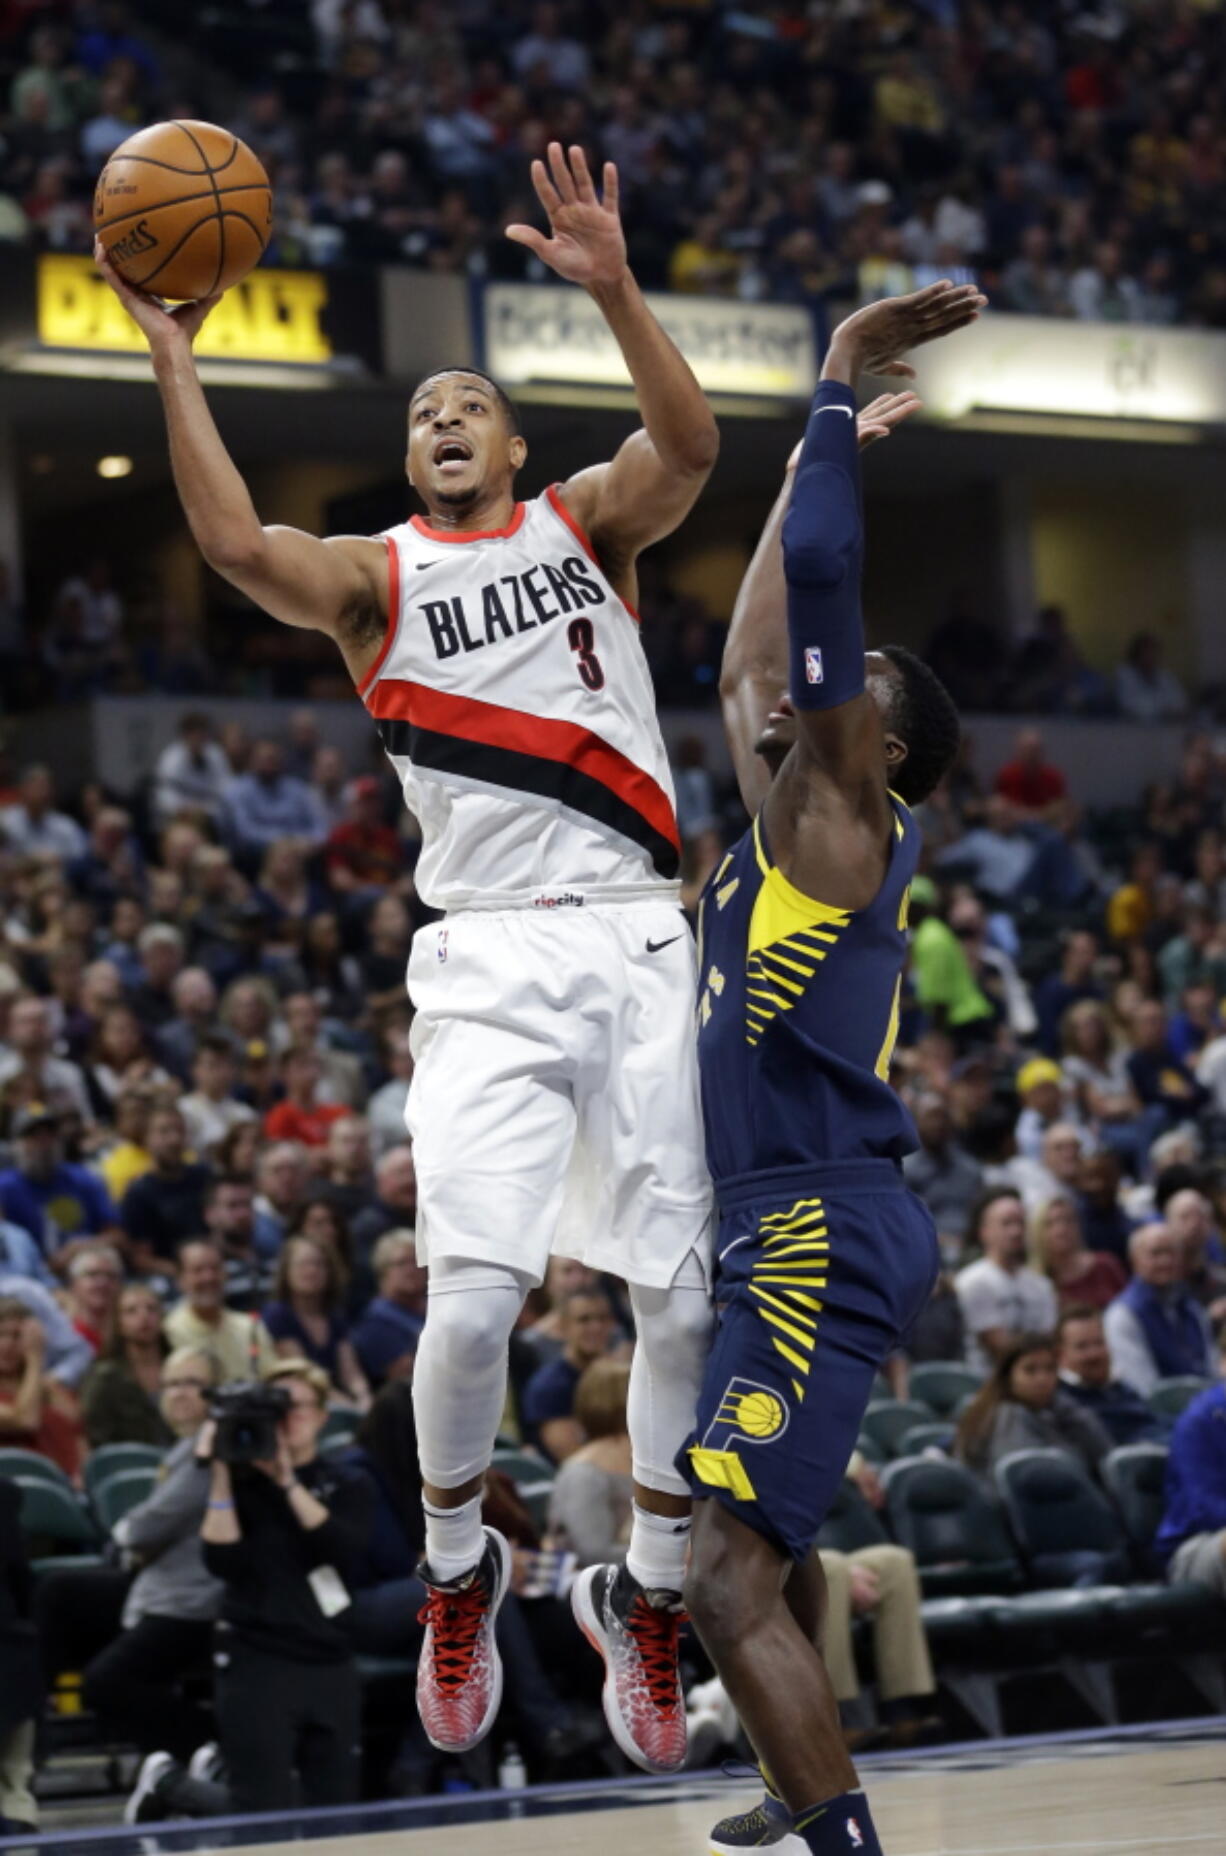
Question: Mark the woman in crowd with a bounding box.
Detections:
[84,1005,173,1119]
[0,1297,84,1478]
[299,911,363,1023]
[215,1117,261,1183]
[39,1348,224,1817]
[81,1284,173,1449]
[285,1195,356,1284]
[263,1233,370,1410]
[1061,1001,1139,1126]
[548,1358,633,1567]
[1031,1196,1129,1311]
[955,1332,1111,1482]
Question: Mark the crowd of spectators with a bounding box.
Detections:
[2,690,1226,1819]
[0,2,1224,330]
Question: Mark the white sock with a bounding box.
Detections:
[626,1501,692,1595]
[422,1494,485,1584]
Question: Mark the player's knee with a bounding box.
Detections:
[685,1515,768,1650]
[421,1292,513,1378]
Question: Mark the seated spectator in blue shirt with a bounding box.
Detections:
[1034,930,1102,1056]
[1104,1222,1216,1398]
[222,739,326,867]
[1155,1352,1226,1596]
[119,1105,212,1277]
[1057,1305,1171,1446]
[0,1107,116,1265]
[1125,999,1211,1131]
[0,1217,52,1285]
[1076,1149,1137,1267]
[521,1288,615,1465]
[263,1234,370,1409]
[349,1229,426,1389]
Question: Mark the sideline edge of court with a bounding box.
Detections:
[5,1715,1225,1853]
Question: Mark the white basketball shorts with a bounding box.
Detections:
[405,890,713,1290]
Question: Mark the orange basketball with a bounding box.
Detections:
[93,120,272,301]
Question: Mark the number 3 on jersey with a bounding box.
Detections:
[568,616,605,692]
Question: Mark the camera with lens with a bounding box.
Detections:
[209,1381,292,1465]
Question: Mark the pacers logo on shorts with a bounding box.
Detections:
[689,1377,789,1504]
[704,1376,789,1451]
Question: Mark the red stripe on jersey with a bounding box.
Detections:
[367,678,680,856]
[356,535,400,698]
[545,484,641,626]
[410,505,527,544]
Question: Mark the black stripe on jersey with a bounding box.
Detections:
[375,718,681,879]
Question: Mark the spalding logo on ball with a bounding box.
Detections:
[93,120,272,302]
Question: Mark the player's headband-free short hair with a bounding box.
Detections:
[409,366,522,436]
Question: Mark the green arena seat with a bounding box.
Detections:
[993,1449,1131,1588]
[908,1362,984,1418]
[1148,1377,1212,1421]
[84,1443,165,1499]
[884,1456,1024,1597]
[91,1466,159,1531]
[859,1399,936,1459]
[816,1477,891,1555]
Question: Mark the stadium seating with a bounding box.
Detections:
[90,1467,159,1531]
[13,1477,103,1577]
[83,1444,165,1500]
[883,1457,1025,1597]
[490,1449,555,1532]
[859,1399,936,1459]
[816,1478,891,1555]
[0,1448,74,1493]
[993,1449,1132,1589]
[1148,1378,1212,1421]
[908,1363,984,1418]
[1100,1444,1169,1575]
[897,1423,955,1458]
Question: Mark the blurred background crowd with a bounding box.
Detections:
[0,0,1224,326]
[0,688,1225,1826]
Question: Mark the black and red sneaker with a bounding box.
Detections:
[416,1528,511,1753]
[572,1562,687,1773]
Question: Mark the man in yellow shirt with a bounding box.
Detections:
[163,1239,276,1383]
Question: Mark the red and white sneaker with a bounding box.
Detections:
[572,1562,687,1774]
[416,1527,512,1753]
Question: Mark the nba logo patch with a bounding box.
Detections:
[437,929,449,965]
[804,647,824,685]
[847,1819,864,1848]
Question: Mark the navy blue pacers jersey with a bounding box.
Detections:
[681,794,938,1561]
[696,795,920,1186]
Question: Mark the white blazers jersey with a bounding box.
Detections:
[357,487,681,910]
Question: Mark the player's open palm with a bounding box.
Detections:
[506,143,626,287]
[833,280,987,379]
[94,237,221,351]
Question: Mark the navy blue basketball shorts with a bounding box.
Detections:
[678,1159,940,1564]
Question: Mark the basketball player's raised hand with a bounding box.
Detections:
[506,143,627,288]
[94,237,222,351]
[785,392,923,470]
[829,280,988,379]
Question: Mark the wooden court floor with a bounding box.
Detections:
[80,1727,1223,1856]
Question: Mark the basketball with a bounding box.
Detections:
[735,1390,784,1437]
[93,120,272,302]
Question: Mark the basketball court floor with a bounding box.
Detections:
[4,1719,1225,1856]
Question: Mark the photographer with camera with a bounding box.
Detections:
[127,1358,373,1824]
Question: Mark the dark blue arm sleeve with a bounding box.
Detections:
[781,379,866,712]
